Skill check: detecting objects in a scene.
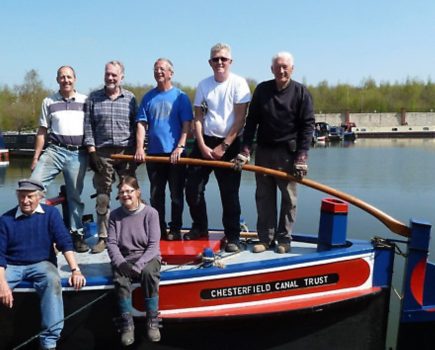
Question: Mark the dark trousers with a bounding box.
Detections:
[185,136,241,243]
[146,153,186,232]
[113,257,161,307]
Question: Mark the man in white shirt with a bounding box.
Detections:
[30,66,89,253]
[185,43,251,252]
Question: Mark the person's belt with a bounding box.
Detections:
[50,141,85,151]
[203,135,225,142]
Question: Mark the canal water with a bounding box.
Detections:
[1,138,434,349]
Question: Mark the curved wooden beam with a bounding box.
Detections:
[111,154,411,237]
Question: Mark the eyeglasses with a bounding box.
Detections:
[118,189,136,196]
[210,57,231,63]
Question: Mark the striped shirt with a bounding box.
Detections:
[83,88,137,148]
[39,91,87,146]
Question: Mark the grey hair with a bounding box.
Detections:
[210,43,232,59]
[106,60,125,75]
[155,58,174,73]
[272,52,294,67]
[57,65,76,78]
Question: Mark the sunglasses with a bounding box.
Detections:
[210,56,231,63]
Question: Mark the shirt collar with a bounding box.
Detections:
[103,86,125,99]
[55,91,77,102]
[15,204,45,218]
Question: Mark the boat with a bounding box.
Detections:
[2,131,37,156]
[1,157,434,350]
[0,131,10,166]
[314,122,356,143]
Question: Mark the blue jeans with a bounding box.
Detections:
[6,261,64,349]
[146,153,186,232]
[31,144,88,232]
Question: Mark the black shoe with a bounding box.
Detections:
[166,229,182,241]
[161,227,168,239]
[225,242,241,253]
[71,231,89,253]
[184,228,209,241]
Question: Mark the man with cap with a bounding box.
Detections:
[0,179,86,350]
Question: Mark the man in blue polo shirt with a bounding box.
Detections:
[0,179,86,350]
[30,65,89,253]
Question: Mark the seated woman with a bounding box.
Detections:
[107,176,162,346]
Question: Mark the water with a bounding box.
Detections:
[1,138,434,349]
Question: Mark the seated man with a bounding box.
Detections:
[0,179,86,350]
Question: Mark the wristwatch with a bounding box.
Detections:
[71,268,81,273]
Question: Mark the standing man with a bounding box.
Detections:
[84,60,137,254]
[0,179,86,350]
[185,43,251,252]
[30,65,89,253]
[237,52,315,254]
[135,58,193,240]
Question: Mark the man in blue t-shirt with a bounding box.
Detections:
[0,179,86,350]
[135,58,193,240]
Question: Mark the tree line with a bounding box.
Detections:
[1,70,434,132]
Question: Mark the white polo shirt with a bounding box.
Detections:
[39,91,87,146]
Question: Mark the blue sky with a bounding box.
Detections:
[0,0,434,94]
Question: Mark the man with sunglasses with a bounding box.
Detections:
[185,43,251,253]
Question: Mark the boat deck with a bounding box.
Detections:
[54,233,318,283]
[35,230,374,291]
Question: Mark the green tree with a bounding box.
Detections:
[0,70,51,131]
[2,71,435,130]
[123,83,153,101]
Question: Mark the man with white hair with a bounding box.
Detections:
[0,178,86,350]
[236,52,315,254]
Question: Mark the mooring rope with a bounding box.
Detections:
[12,291,110,350]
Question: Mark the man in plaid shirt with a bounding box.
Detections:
[84,60,137,254]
